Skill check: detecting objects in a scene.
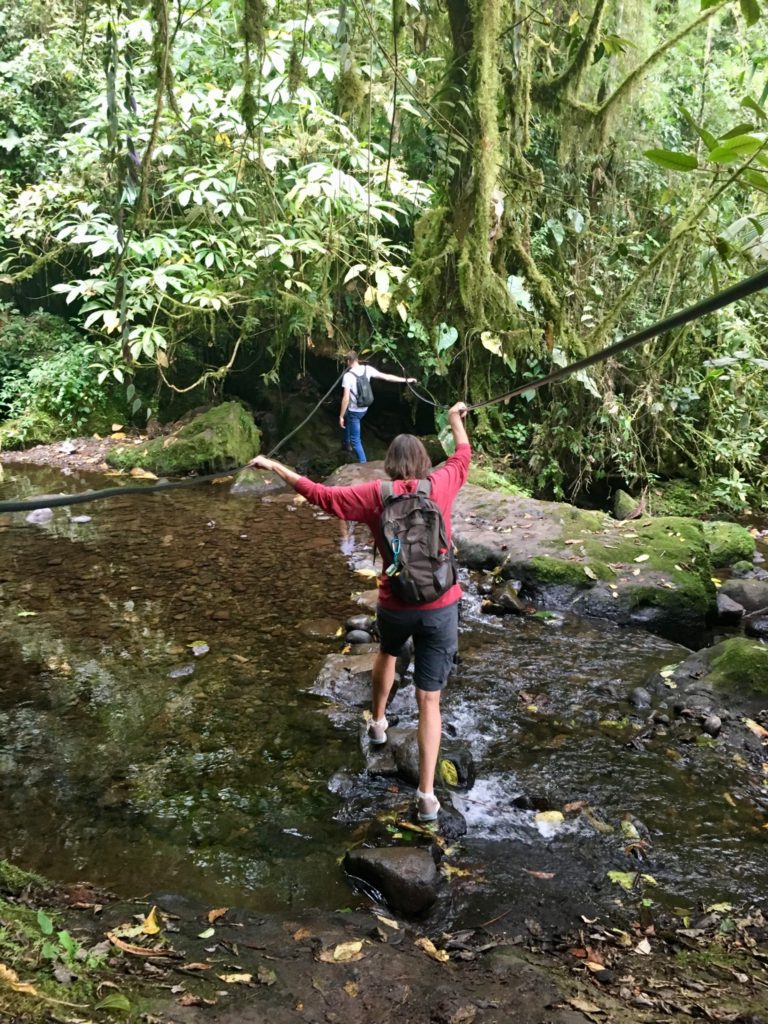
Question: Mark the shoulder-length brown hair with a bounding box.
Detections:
[384,434,432,480]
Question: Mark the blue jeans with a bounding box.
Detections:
[344,409,367,463]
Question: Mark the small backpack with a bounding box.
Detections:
[379,479,457,604]
[352,369,374,408]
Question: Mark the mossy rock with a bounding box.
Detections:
[613,489,638,520]
[107,402,260,475]
[467,462,531,497]
[702,521,755,568]
[651,479,725,518]
[688,638,768,698]
[0,859,45,897]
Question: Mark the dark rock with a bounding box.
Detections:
[716,592,744,623]
[613,489,639,521]
[368,728,475,790]
[702,714,722,737]
[311,652,376,706]
[346,629,373,645]
[343,847,439,915]
[486,582,526,615]
[720,579,768,614]
[346,614,376,633]
[629,687,652,709]
[744,608,768,640]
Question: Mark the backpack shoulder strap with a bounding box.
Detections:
[381,480,394,503]
[416,479,432,497]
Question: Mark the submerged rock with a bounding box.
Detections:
[344,846,439,915]
[230,467,284,496]
[107,402,260,475]
[311,652,377,706]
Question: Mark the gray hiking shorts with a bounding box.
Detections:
[377,601,459,692]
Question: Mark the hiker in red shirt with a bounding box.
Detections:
[249,402,470,823]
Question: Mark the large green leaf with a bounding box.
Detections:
[679,105,717,150]
[644,149,698,171]
[740,0,761,26]
[708,134,763,163]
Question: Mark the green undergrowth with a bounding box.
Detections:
[467,460,531,497]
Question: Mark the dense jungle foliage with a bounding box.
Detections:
[1,0,767,507]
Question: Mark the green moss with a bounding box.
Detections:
[705,638,768,697]
[467,463,531,497]
[0,860,45,897]
[526,556,599,586]
[702,521,755,568]
[107,402,260,475]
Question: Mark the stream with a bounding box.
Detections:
[1,463,766,930]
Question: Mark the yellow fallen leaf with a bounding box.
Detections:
[129,467,158,480]
[374,915,399,930]
[745,718,768,739]
[0,963,38,995]
[344,981,359,997]
[583,565,597,580]
[440,759,459,787]
[110,431,127,440]
[534,810,564,826]
[318,940,365,963]
[415,937,449,962]
[207,907,228,925]
[292,927,312,941]
[111,423,123,432]
[585,961,606,973]
[355,568,378,579]
[333,941,364,962]
[634,554,650,563]
[723,792,737,808]
[218,973,252,984]
[142,906,161,936]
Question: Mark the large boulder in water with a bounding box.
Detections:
[719,579,768,614]
[107,402,260,475]
[650,637,768,706]
[325,462,716,643]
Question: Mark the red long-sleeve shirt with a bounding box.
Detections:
[294,443,471,611]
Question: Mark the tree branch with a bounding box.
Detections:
[532,0,609,105]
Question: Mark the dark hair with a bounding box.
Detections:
[384,434,432,480]
[345,350,358,363]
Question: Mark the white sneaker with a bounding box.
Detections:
[368,716,388,745]
[416,790,441,822]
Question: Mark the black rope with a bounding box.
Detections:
[2,266,768,514]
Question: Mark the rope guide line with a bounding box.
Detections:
[1,266,767,515]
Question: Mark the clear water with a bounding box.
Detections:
[1,464,765,925]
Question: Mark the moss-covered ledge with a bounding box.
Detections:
[702,521,756,568]
[106,402,260,475]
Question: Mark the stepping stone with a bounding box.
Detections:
[344,846,439,915]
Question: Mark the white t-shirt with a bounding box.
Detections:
[342,365,381,411]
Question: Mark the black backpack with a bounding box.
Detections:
[379,479,457,604]
[352,369,374,408]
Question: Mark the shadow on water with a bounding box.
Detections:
[1,464,766,927]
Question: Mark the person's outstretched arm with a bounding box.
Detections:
[449,401,469,447]
[375,371,416,384]
[247,454,379,522]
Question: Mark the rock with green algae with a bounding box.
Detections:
[665,637,768,702]
[613,489,639,520]
[106,402,260,475]
[702,521,755,568]
[324,463,716,642]
[0,859,45,896]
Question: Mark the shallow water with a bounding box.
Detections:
[0,464,766,926]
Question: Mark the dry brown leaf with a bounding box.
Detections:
[207,907,228,925]
[177,992,217,1007]
[563,800,587,813]
[292,927,312,942]
[523,869,555,880]
[181,963,211,971]
[415,937,449,963]
[0,963,38,996]
[568,997,604,1014]
[106,932,175,958]
[331,941,365,962]
[585,961,606,973]
[344,981,359,998]
[745,718,768,739]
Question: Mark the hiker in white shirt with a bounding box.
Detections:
[339,350,415,463]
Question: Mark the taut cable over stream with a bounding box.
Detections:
[2,265,768,515]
